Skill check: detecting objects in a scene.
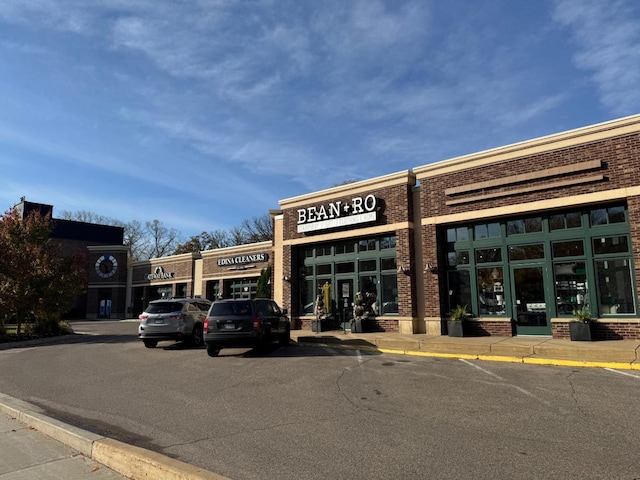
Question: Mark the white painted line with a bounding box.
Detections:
[459,358,503,380]
[356,350,363,365]
[605,368,640,379]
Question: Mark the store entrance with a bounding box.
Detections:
[336,277,354,329]
[511,265,552,335]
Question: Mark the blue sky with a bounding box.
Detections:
[1,0,640,239]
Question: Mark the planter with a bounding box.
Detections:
[447,320,464,337]
[312,320,322,333]
[351,319,363,333]
[569,321,593,341]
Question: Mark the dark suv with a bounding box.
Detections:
[138,298,211,348]
[203,298,290,357]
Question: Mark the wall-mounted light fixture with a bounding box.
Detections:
[397,265,410,275]
[425,263,439,273]
[282,275,290,282]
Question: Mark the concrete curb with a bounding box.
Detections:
[0,393,229,480]
[296,340,640,371]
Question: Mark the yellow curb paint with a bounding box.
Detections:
[298,341,638,370]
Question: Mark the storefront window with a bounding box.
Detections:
[508,243,545,261]
[317,264,332,275]
[380,236,396,249]
[475,248,502,264]
[554,262,588,315]
[447,226,469,242]
[358,238,376,251]
[592,236,629,255]
[550,212,582,230]
[359,259,377,272]
[477,267,505,315]
[474,222,501,239]
[552,240,584,257]
[447,270,471,313]
[380,257,397,270]
[507,217,542,235]
[590,206,626,225]
[335,241,355,254]
[595,259,635,314]
[380,274,398,314]
[336,262,355,274]
[448,251,469,267]
[302,279,314,314]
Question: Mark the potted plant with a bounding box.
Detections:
[569,306,594,341]
[447,304,467,337]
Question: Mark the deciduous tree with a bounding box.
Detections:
[0,209,86,334]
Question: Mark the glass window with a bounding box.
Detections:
[301,279,314,314]
[380,274,398,314]
[317,264,332,275]
[336,262,355,274]
[380,257,397,271]
[359,259,377,272]
[507,217,542,235]
[592,236,629,255]
[447,270,471,313]
[448,250,470,267]
[447,227,469,242]
[474,222,501,239]
[552,240,585,258]
[508,244,545,261]
[301,265,314,277]
[303,248,314,258]
[335,241,355,254]
[590,206,626,226]
[477,267,505,315]
[475,248,502,264]
[380,236,396,249]
[554,262,588,315]
[595,259,635,314]
[550,212,582,230]
[316,245,331,256]
[358,238,376,252]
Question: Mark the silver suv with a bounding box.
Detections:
[138,298,212,348]
[203,298,290,357]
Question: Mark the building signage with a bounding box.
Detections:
[297,194,379,233]
[217,253,269,267]
[147,266,175,281]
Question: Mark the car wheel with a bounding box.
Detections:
[279,327,290,346]
[191,324,204,348]
[257,330,272,354]
[206,344,220,357]
[143,340,158,348]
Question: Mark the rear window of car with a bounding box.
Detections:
[145,302,184,314]
[209,301,252,316]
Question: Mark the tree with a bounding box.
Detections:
[143,219,181,259]
[172,229,232,255]
[256,265,272,299]
[0,209,86,335]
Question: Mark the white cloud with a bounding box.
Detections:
[552,0,640,115]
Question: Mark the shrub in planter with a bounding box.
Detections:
[569,306,594,341]
[447,304,468,337]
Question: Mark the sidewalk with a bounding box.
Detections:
[290,329,640,369]
[0,393,229,480]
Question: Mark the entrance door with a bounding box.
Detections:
[511,266,551,335]
[336,278,354,328]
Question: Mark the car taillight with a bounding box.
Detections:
[139,314,148,320]
[204,317,209,333]
[252,317,261,331]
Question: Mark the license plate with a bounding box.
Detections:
[154,319,164,324]
[223,323,235,330]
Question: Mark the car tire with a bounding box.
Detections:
[191,324,204,348]
[143,340,158,348]
[279,327,290,346]
[206,344,220,357]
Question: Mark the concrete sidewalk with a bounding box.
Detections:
[0,393,229,480]
[291,329,640,369]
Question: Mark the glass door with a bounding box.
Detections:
[336,278,354,329]
[511,266,552,335]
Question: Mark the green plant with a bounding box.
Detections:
[572,306,593,323]
[450,304,468,322]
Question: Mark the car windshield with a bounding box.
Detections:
[145,302,183,314]
[210,301,252,316]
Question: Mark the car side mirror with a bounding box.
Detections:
[282,308,288,315]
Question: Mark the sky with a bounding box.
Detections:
[1,0,640,239]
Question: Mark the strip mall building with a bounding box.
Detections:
[101,115,640,340]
